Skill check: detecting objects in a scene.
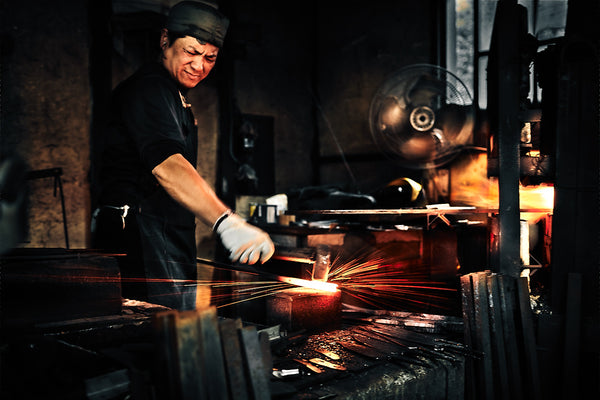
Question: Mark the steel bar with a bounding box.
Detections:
[152,311,183,400]
[362,325,458,363]
[291,207,551,216]
[258,331,273,383]
[487,273,510,400]
[308,358,345,371]
[472,272,494,400]
[498,275,524,400]
[460,273,478,400]
[218,318,249,400]
[349,331,431,367]
[174,310,207,400]
[351,332,405,357]
[239,326,271,400]
[197,307,229,400]
[338,340,386,361]
[517,277,542,400]
[293,359,323,374]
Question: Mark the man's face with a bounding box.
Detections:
[162,34,219,89]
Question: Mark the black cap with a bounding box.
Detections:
[166,1,229,48]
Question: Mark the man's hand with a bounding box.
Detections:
[216,213,275,264]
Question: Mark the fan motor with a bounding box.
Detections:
[409,106,435,131]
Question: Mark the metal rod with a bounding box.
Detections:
[55,175,69,249]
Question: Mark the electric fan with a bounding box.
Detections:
[369,64,475,169]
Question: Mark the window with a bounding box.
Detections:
[447,0,568,109]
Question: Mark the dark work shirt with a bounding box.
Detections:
[96,62,197,226]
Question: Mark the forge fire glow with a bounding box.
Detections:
[450,152,555,214]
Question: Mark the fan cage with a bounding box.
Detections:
[368,64,474,169]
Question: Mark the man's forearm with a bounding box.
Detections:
[152,153,229,226]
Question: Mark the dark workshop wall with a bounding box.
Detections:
[1,0,91,249]
[0,0,440,249]
[229,0,439,196]
[314,1,438,193]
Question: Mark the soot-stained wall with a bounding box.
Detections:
[1,1,91,249]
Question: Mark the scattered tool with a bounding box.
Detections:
[350,331,430,367]
[351,332,405,357]
[272,369,300,379]
[362,325,459,362]
[338,340,386,360]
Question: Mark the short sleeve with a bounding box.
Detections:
[119,77,186,171]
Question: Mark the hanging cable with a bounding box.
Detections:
[308,85,360,192]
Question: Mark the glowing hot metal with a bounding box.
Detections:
[276,275,338,292]
[196,257,338,293]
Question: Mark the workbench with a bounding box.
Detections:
[1,297,467,399]
[268,307,466,400]
[1,248,469,399]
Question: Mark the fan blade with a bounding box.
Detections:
[436,104,474,146]
[376,95,410,136]
[406,74,447,106]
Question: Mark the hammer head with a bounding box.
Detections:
[311,244,331,282]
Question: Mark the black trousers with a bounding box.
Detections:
[92,207,197,310]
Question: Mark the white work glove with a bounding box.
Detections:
[215,211,275,265]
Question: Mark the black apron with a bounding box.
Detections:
[93,89,199,311]
[134,102,198,310]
